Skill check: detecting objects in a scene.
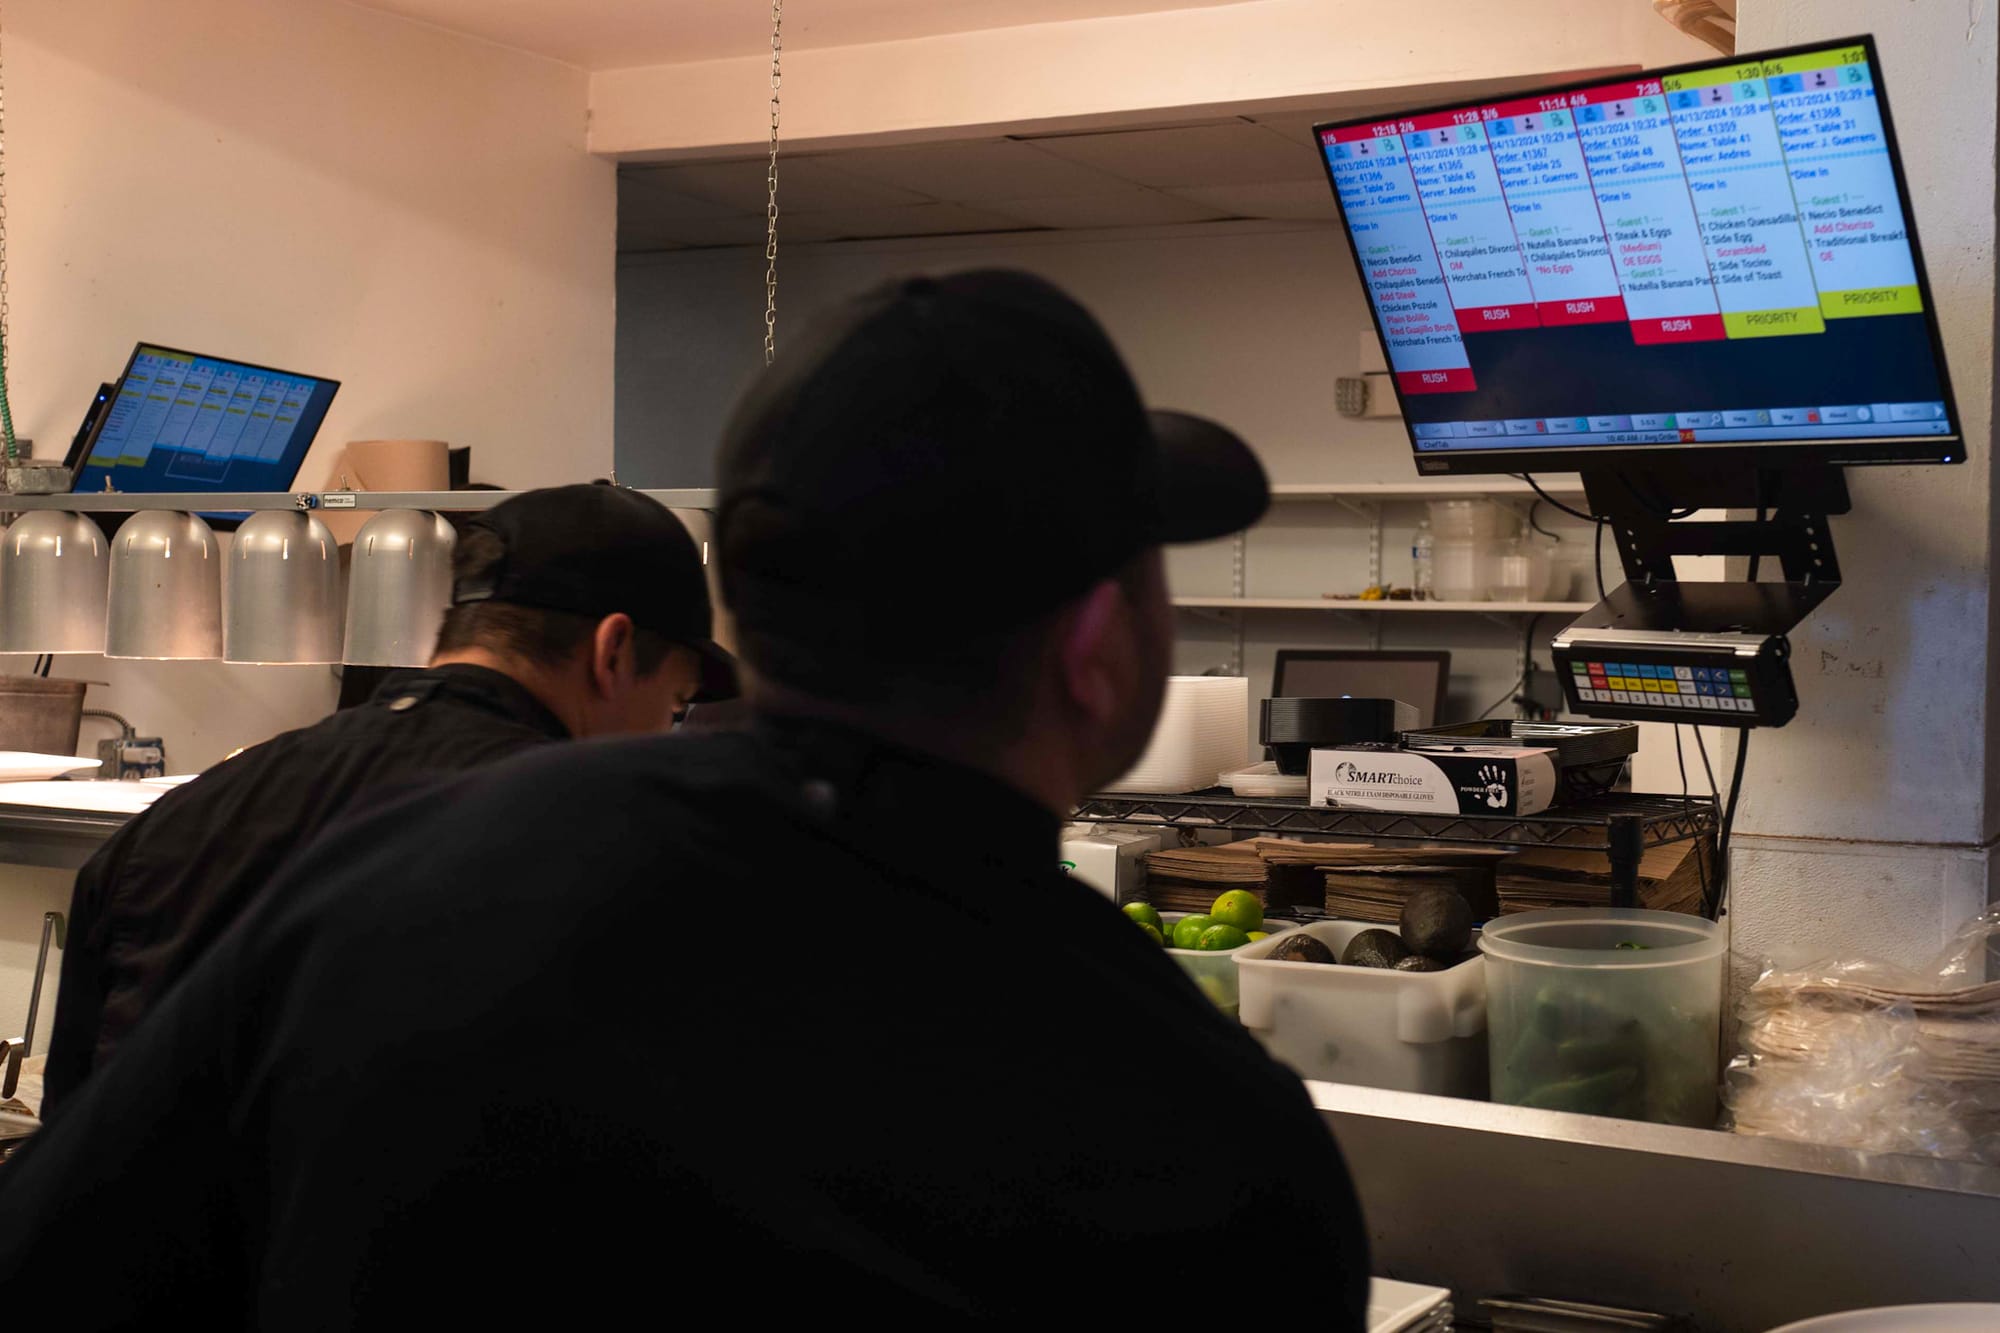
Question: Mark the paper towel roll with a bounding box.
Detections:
[324,440,451,543]
[1102,676,1251,793]
[342,439,450,491]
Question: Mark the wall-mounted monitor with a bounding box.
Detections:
[1316,36,1962,476]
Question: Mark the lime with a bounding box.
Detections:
[1245,931,1269,943]
[1136,922,1164,946]
[1198,923,1251,952]
[1209,889,1264,932]
[1170,914,1214,949]
[1123,902,1164,932]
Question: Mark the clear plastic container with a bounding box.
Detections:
[1490,537,1552,603]
[1411,519,1435,601]
[1162,911,1295,1017]
[1428,498,1517,541]
[1431,536,1489,602]
[1236,921,1489,1098]
[1479,908,1726,1127]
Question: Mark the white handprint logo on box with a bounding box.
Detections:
[1479,764,1508,808]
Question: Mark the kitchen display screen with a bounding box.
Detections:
[73,344,339,496]
[1317,38,1961,470]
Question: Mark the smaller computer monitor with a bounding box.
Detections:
[61,382,116,474]
[1272,649,1452,728]
[72,344,339,499]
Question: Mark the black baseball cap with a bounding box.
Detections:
[716,270,1269,655]
[452,484,737,702]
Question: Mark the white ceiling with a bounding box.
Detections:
[619,117,1333,252]
[618,70,1614,252]
[353,0,1254,70]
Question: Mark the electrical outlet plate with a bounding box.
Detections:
[1334,378,1368,417]
[97,737,167,781]
[2,462,70,495]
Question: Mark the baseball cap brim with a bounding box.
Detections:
[686,639,740,704]
[1148,410,1271,544]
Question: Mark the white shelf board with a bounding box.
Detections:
[1173,597,1593,613]
[1266,477,1585,502]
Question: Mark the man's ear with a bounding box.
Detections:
[590,613,636,697]
[1056,578,1127,727]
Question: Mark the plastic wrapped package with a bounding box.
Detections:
[1725,909,2000,1163]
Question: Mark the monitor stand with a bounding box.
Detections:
[1570,463,1849,642]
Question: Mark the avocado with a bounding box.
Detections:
[1269,932,1338,965]
[1394,955,1447,973]
[1400,887,1473,959]
[1341,928,1410,969]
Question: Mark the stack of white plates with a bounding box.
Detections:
[1102,676,1250,794]
[1371,1279,1454,1332]
[1221,759,1310,799]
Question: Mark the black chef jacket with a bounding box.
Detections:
[0,716,1370,1327]
[40,664,569,1114]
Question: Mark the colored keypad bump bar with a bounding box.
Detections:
[1570,661,1755,711]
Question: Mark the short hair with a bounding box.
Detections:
[734,554,1158,735]
[434,528,676,674]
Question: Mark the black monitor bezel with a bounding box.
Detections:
[72,341,342,498]
[1313,34,1964,477]
[1271,648,1452,727]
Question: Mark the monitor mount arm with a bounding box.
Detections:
[1575,462,1850,640]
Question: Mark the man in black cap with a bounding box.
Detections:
[0,272,1368,1327]
[39,484,734,1112]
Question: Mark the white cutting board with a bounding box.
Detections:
[0,780,166,815]
[0,753,101,782]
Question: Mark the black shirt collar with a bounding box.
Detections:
[752,712,1060,879]
[370,664,571,741]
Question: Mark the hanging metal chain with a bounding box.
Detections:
[0,0,17,462]
[763,0,782,365]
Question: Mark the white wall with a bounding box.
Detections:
[0,0,614,1062]
[618,219,1588,727]
[4,0,616,773]
[1721,0,1999,988]
[620,221,1410,487]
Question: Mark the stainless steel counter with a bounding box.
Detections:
[0,804,131,870]
[1317,1082,2000,1331]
